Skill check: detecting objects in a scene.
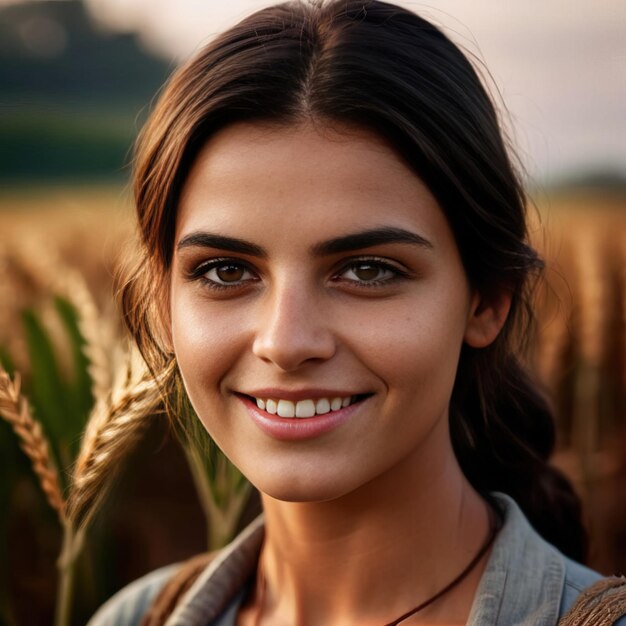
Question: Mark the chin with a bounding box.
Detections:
[249,467,359,504]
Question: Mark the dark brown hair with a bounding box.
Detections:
[120,0,586,560]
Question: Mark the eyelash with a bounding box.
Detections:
[189,257,258,291]
[188,256,409,291]
[332,257,410,287]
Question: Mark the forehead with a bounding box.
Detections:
[175,121,452,250]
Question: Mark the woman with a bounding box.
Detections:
[90,1,626,624]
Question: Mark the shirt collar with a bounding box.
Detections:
[468,492,565,626]
[165,515,265,626]
[167,492,566,626]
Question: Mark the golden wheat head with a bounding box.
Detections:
[66,353,172,532]
[0,369,66,521]
[62,269,113,403]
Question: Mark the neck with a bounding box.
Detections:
[254,437,492,625]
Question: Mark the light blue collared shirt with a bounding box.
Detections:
[89,493,625,625]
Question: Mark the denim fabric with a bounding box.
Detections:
[88,493,625,626]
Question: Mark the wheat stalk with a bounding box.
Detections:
[572,227,606,369]
[616,232,626,382]
[61,269,113,402]
[0,244,12,334]
[66,353,172,532]
[0,369,66,522]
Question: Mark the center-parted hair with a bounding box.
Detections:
[120,0,587,560]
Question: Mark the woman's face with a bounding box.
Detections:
[170,121,485,502]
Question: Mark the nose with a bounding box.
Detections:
[252,280,336,371]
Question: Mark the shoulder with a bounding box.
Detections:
[559,556,601,615]
[86,564,181,626]
[86,516,264,626]
[478,493,626,625]
[559,560,626,626]
[87,552,217,626]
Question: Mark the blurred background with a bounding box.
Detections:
[0,1,624,624]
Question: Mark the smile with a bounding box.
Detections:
[254,396,356,418]
[239,392,372,440]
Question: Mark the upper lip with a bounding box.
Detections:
[239,388,368,401]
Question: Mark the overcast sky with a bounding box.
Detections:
[4,0,626,181]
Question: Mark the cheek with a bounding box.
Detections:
[339,292,470,478]
[344,282,470,418]
[170,287,245,410]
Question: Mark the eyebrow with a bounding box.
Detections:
[177,232,266,257]
[311,227,432,256]
[176,227,432,257]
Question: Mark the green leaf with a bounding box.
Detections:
[54,296,94,456]
[21,308,71,472]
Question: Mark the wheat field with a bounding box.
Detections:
[532,191,626,573]
[1,185,625,624]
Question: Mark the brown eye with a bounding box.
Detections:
[352,263,382,281]
[340,261,397,284]
[216,264,245,282]
[199,260,256,287]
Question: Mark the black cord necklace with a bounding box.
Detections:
[252,507,500,626]
[383,507,500,625]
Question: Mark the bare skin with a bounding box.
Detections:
[244,457,493,625]
[170,121,510,625]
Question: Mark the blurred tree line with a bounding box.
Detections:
[0,0,171,183]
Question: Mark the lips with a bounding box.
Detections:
[254,395,354,418]
[238,392,371,440]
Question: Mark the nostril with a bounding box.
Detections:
[251,329,336,371]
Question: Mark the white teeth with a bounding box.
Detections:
[277,399,295,418]
[255,395,357,418]
[315,398,330,414]
[295,399,316,418]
